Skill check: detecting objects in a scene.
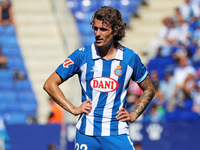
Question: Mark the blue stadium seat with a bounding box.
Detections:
[165,109,181,122]
[0,24,15,36]
[0,104,7,113]
[0,36,18,47]
[0,70,13,80]
[74,11,93,23]
[115,0,140,25]
[20,103,37,116]
[67,0,79,14]
[5,103,21,112]
[0,80,13,90]
[182,99,193,111]
[180,111,200,122]
[17,90,37,103]
[100,0,118,8]
[4,112,27,124]
[147,56,175,80]
[78,0,99,13]
[7,57,25,70]
[81,35,95,46]
[77,22,94,36]
[0,90,16,103]
[15,79,33,91]
[116,0,140,14]
[1,47,21,57]
[120,11,132,26]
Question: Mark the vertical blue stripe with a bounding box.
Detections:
[93,59,111,135]
[110,61,127,135]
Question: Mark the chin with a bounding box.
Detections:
[96,43,103,48]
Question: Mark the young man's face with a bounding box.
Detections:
[93,18,115,48]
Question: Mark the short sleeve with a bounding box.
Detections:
[56,49,82,80]
[131,54,148,83]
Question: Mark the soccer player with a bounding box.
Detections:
[43,6,155,150]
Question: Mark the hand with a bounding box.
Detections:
[72,99,92,116]
[116,108,136,123]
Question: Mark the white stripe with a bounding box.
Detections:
[118,65,133,135]
[136,71,148,83]
[85,59,103,135]
[77,63,88,130]
[80,63,89,99]
[127,135,135,150]
[76,115,83,130]
[92,43,100,59]
[101,60,120,136]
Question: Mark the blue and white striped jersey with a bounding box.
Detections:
[56,42,148,136]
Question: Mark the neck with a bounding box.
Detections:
[97,40,117,60]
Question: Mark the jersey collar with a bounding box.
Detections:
[91,42,123,60]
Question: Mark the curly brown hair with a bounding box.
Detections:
[90,6,126,42]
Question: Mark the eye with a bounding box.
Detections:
[93,26,98,31]
[100,28,107,31]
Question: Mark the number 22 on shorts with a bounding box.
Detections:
[75,143,88,150]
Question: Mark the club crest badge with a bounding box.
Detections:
[114,65,122,76]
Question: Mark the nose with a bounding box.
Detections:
[95,28,101,37]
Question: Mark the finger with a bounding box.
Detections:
[116,112,125,119]
[117,108,125,114]
[118,113,130,122]
[85,105,92,111]
[88,99,92,104]
[116,111,129,120]
[119,117,130,122]
[85,99,92,105]
[84,110,90,114]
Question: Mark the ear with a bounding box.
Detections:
[113,30,118,36]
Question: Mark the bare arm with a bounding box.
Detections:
[43,71,92,116]
[116,75,155,123]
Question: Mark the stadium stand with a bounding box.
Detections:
[67,0,143,46]
[3,0,199,126]
[143,0,200,122]
[63,0,200,124]
[2,0,200,150]
[0,0,37,124]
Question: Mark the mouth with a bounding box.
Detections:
[96,38,103,43]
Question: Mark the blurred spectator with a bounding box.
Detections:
[173,55,196,87]
[0,46,7,69]
[150,70,160,91]
[182,73,196,100]
[143,104,165,123]
[48,143,57,150]
[174,18,191,45]
[126,80,143,111]
[192,46,200,64]
[48,97,64,124]
[179,0,200,22]
[146,17,177,56]
[192,20,200,44]
[0,0,14,25]
[192,81,200,114]
[134,142,143,150]
[173,7,184,24]
[13,69,26,82]
[187,39,199,57]
[171,42,188,62]
[159,71,176,107]
[169,55,196,110]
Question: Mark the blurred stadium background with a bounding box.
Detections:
[1,0,200,150]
